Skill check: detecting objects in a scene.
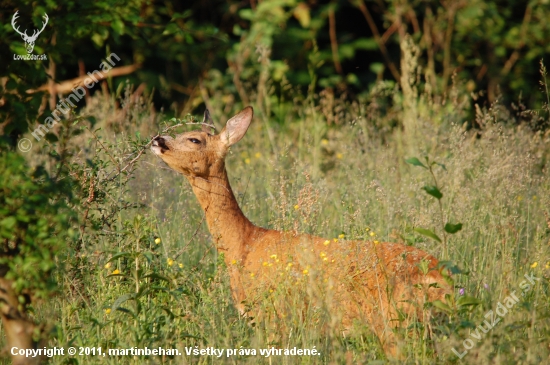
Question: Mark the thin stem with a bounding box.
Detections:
[428,165,448,259]
[328,4,342,75]
[353,0,400,81]
[135,239,139,293]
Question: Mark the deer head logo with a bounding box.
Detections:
[11,11,49,54]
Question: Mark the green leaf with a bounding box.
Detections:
[0,217,17,230]
[140,251,154,263]
[111,18,125,35]
[354,38,378,50]
[115,307,136,318]
[413,227,442,242]
[369,62,384,75]
[107,252,131,262]
[431,300,452,314]
[293,3,310,28]
[112,293,134,311]
[422,185,443,199]
[457,295,481,307]
[91,33,104,47]
[143,273,170,282]
[405,157,427,169]
[444,223,463,234]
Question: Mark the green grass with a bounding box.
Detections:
[4,73,550,365]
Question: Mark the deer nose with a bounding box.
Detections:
[152,136,168,150]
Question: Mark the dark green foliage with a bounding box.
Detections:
[0,149,77,298]
[1,0,548,149]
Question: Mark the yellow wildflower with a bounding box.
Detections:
[333,238,338,242]
[263,262,269,266]
[320,252,327,258]
[154,237,161,244]
[369,231,376,237]
[231,259,237,265]
[530,262,538,268]
[250,272,255,277]
[245,158,251,164]
[270,254,278,259]
[294,205,299,210]
[374,240,379,245]
[178,263,183,268]
[338,233,345,239]
[323,257,328,262]
[167,258,174,266]
[104,262,112,269]
[323,240,330,246]
[302,269,309,275]
[545,262,550,269]
[321,139,328,145]
[105,308,111,314]
[336,153,343,159]
[255,152,262,158]
[112,269,120,275]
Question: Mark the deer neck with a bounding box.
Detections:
[185,159,256,260]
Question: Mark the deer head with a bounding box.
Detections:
[151,107,253,178]
[11,11,49,54]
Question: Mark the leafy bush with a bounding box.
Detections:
[0,150,76,300]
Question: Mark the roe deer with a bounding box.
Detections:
[151,107,451,356]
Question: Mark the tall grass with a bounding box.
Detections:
[5,56,550,364]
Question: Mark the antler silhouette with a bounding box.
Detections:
[11,11,26,38]
[32,13,49,39]
[11,11,49,53]
[11,11,48,40]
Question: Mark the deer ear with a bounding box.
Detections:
[219,106,253,146]
[202,109,214,133]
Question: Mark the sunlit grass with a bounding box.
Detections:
[7,72,549,364]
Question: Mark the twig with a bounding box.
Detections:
[174,214,207,260]
[352,0,401,81]
[27,64,141,95]
[502,4,532,76]
[328,5,343,75]
[86,126,118,169]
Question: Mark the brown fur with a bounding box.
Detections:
[151,107,450,356]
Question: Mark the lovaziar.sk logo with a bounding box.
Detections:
[11,10,48,61]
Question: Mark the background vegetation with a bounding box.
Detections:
[1,0,549,364]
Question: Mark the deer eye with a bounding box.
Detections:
[188,138,201,144]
